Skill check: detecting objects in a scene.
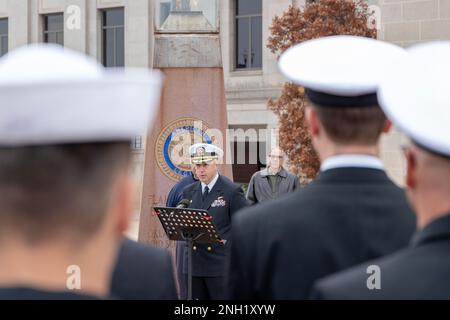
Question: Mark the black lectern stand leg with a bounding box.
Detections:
[182,231,204,301]
[187,237,193,301]
[153,207,219,301]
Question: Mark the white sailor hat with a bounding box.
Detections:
[0,44,162,146]
[278,35,406,108]
[189,143,223,164]
[378,41,450,158]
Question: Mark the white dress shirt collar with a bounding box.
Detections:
[320,154,385,172]
[201,173,219,193]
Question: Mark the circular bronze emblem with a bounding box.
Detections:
[155,118,212,181]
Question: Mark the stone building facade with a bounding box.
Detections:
[1,0,448,237]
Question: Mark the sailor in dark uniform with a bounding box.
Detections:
[227,36,416,300]
[182,143,248,300]
[312,41,450,300]
[0,44,163,299]
[111,238,178,300]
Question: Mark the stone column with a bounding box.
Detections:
[139,5,233,250]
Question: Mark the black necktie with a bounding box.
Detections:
[202,186,209,201]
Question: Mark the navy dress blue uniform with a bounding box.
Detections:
[227,36,416,300]
[182,174,248,300]
[311,214,450,300]
[228,166,416,299]
[166,174,198,299]
[166,175,197,208]
[311,41,450,300]
[111,238,178,300]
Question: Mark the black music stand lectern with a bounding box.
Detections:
[153,206,225,300]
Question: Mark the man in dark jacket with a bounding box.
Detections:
[182,143,248,300]
[227,36,416,300]
[311,42,450,300]
[247,147,299,205]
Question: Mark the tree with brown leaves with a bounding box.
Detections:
[267,0,377,183]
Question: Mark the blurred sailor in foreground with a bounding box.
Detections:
[0,44,176,299]
[227,36,416,299]
[182,143,247,300]
[312,42,450,300]
[111,237,177,300]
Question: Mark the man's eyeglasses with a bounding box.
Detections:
[269,155,284,159]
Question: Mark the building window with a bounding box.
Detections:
[102,8,125,68]
[155,0,218,33]
[235,0,262,70]
[43,14,64,46]
[132,136,143,150]
[0,18,7,57]
[229,125,267,184]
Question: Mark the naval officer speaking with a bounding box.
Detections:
[181,143,248,300]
